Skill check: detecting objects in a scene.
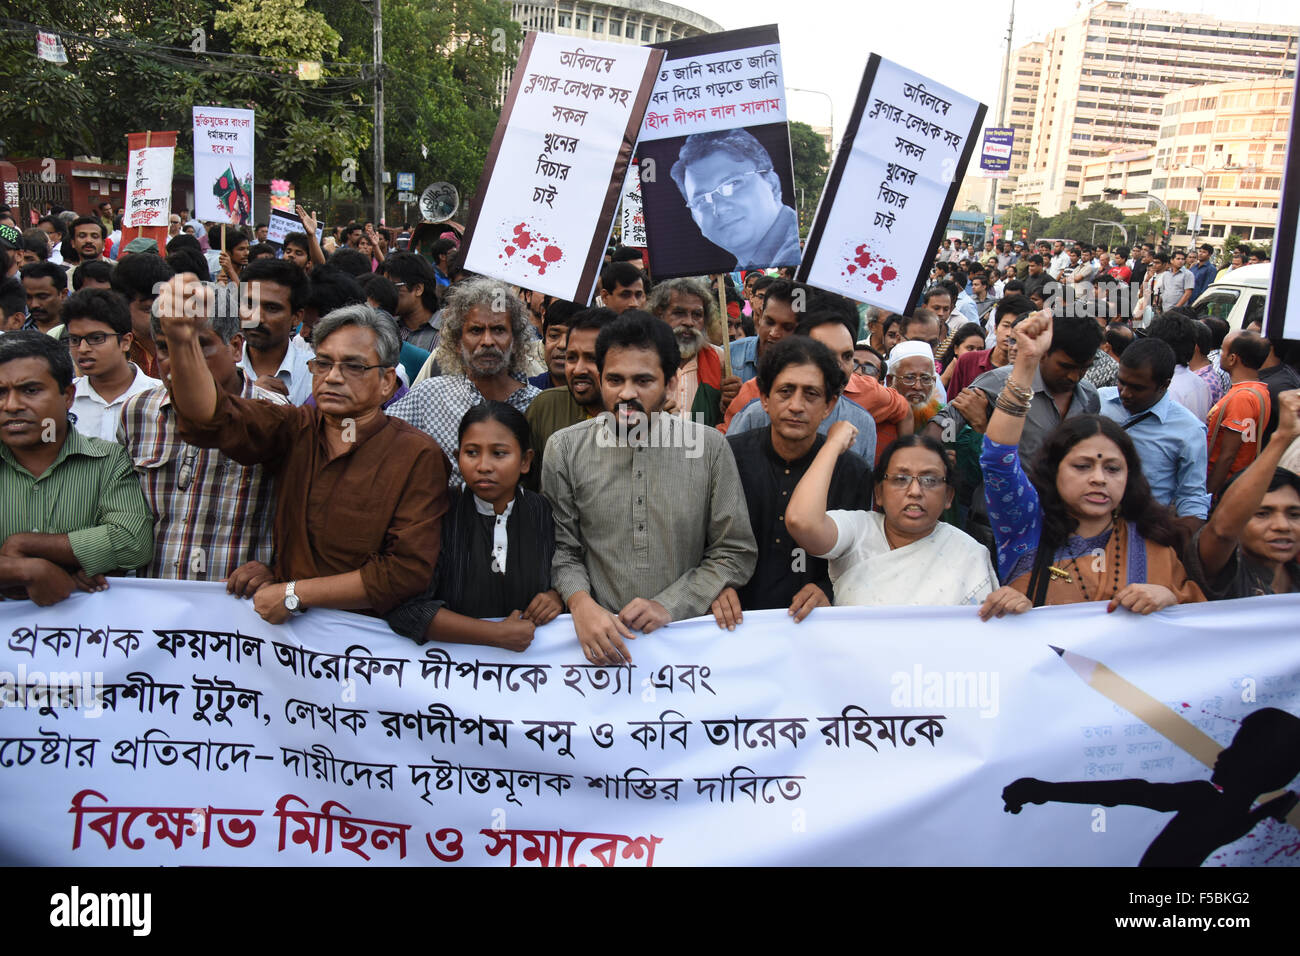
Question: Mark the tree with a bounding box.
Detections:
[788,120,829,236]
[0,0,520,225]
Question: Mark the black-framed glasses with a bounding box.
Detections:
[68,332,123,347]
[306,358,387,379]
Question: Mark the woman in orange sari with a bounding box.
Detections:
[977,310,1204,619]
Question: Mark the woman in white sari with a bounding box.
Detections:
[786,423,998,606]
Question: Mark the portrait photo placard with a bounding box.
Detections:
[635,25,797,279]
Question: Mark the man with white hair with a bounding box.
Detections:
[388,277,541,486]
[646,277,740,427]
[886,341,947,432]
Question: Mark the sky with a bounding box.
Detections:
[681,0,1300,151]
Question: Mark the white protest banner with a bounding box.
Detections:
[2,581,1298,866]
[798,56,985,314]
[459,33,663,302]
[635,25,797,278]
[36,32,67,64]
[193,106,255,226]
[265,207,323,247]
[124,144,175,228]
[619,162,645,248]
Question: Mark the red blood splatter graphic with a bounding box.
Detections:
[1181,702,1190,708]
[500,223,563,274]
[842,243,898,292]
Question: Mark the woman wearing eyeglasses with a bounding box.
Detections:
[977,310,1204,620]
[786,424,998,606]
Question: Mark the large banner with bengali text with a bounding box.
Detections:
[1,581,1297,867]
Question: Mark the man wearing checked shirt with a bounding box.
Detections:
[0,331,153,605]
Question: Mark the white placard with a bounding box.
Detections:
[124,146,174,228]
[460,33,661,301]
[265,207,323,247]
[800,56,985,313]
[36,32,67,64]
[192,106,255,226]
[619,162,644,247]
[638,41,785,141]
[2,580,1298,866]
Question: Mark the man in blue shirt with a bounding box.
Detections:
[1097,337,1209,534]
[1189,243,1218,302]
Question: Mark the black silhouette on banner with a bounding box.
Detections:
[1002,707,1300,866]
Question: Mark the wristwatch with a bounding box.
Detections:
[284,581,303,614]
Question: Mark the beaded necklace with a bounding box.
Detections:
[1061,519,1123,602]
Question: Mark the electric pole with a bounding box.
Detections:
[372,0,385,226]
[986,0,1015,246]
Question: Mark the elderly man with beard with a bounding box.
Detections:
[389,277,541,487]
[647,277,740,427]
[887,342,946,433]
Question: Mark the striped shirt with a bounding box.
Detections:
[388,374,540,488]
[0,427,154,576]
[118,376,282,580]
[541,414,757,619]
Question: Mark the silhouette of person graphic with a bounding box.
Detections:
[1002,707,1300,866]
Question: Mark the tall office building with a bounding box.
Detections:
[1017,0,1296,215]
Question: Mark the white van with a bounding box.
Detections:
[1192,262,1270,332]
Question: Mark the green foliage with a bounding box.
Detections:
[1,0,521,224]
[788,120,828,236]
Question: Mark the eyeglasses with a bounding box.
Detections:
[67,332,123,347]
[306,358,387,379]
[895,373,936,387]
[881,473,948,491]
[685,169,772,213]
[853,360,879,376]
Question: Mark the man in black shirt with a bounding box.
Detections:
[715,337,872,627]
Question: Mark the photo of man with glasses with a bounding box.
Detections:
[669,128,801,271]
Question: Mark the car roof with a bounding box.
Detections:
[1210,262,1271,289]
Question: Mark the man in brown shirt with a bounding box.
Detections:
[156,276,448,624]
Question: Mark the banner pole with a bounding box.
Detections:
[715,275,732,377]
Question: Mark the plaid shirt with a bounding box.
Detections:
[118,375,281,580]
[388,374,540,488]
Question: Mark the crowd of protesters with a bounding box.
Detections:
[1,199,1297,663]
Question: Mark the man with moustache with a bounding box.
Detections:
[0,331,153,605]
[526,306,617,484]
[236,258,314,404]
[647,277,740,427]
[389,277,541,487]
[543,311,756,664]
[20,262,68,335]
[69,218,108,266]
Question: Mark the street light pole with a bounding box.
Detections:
[1179,164,1206,249]
[372,0,385,227]
[787,86,834,150]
